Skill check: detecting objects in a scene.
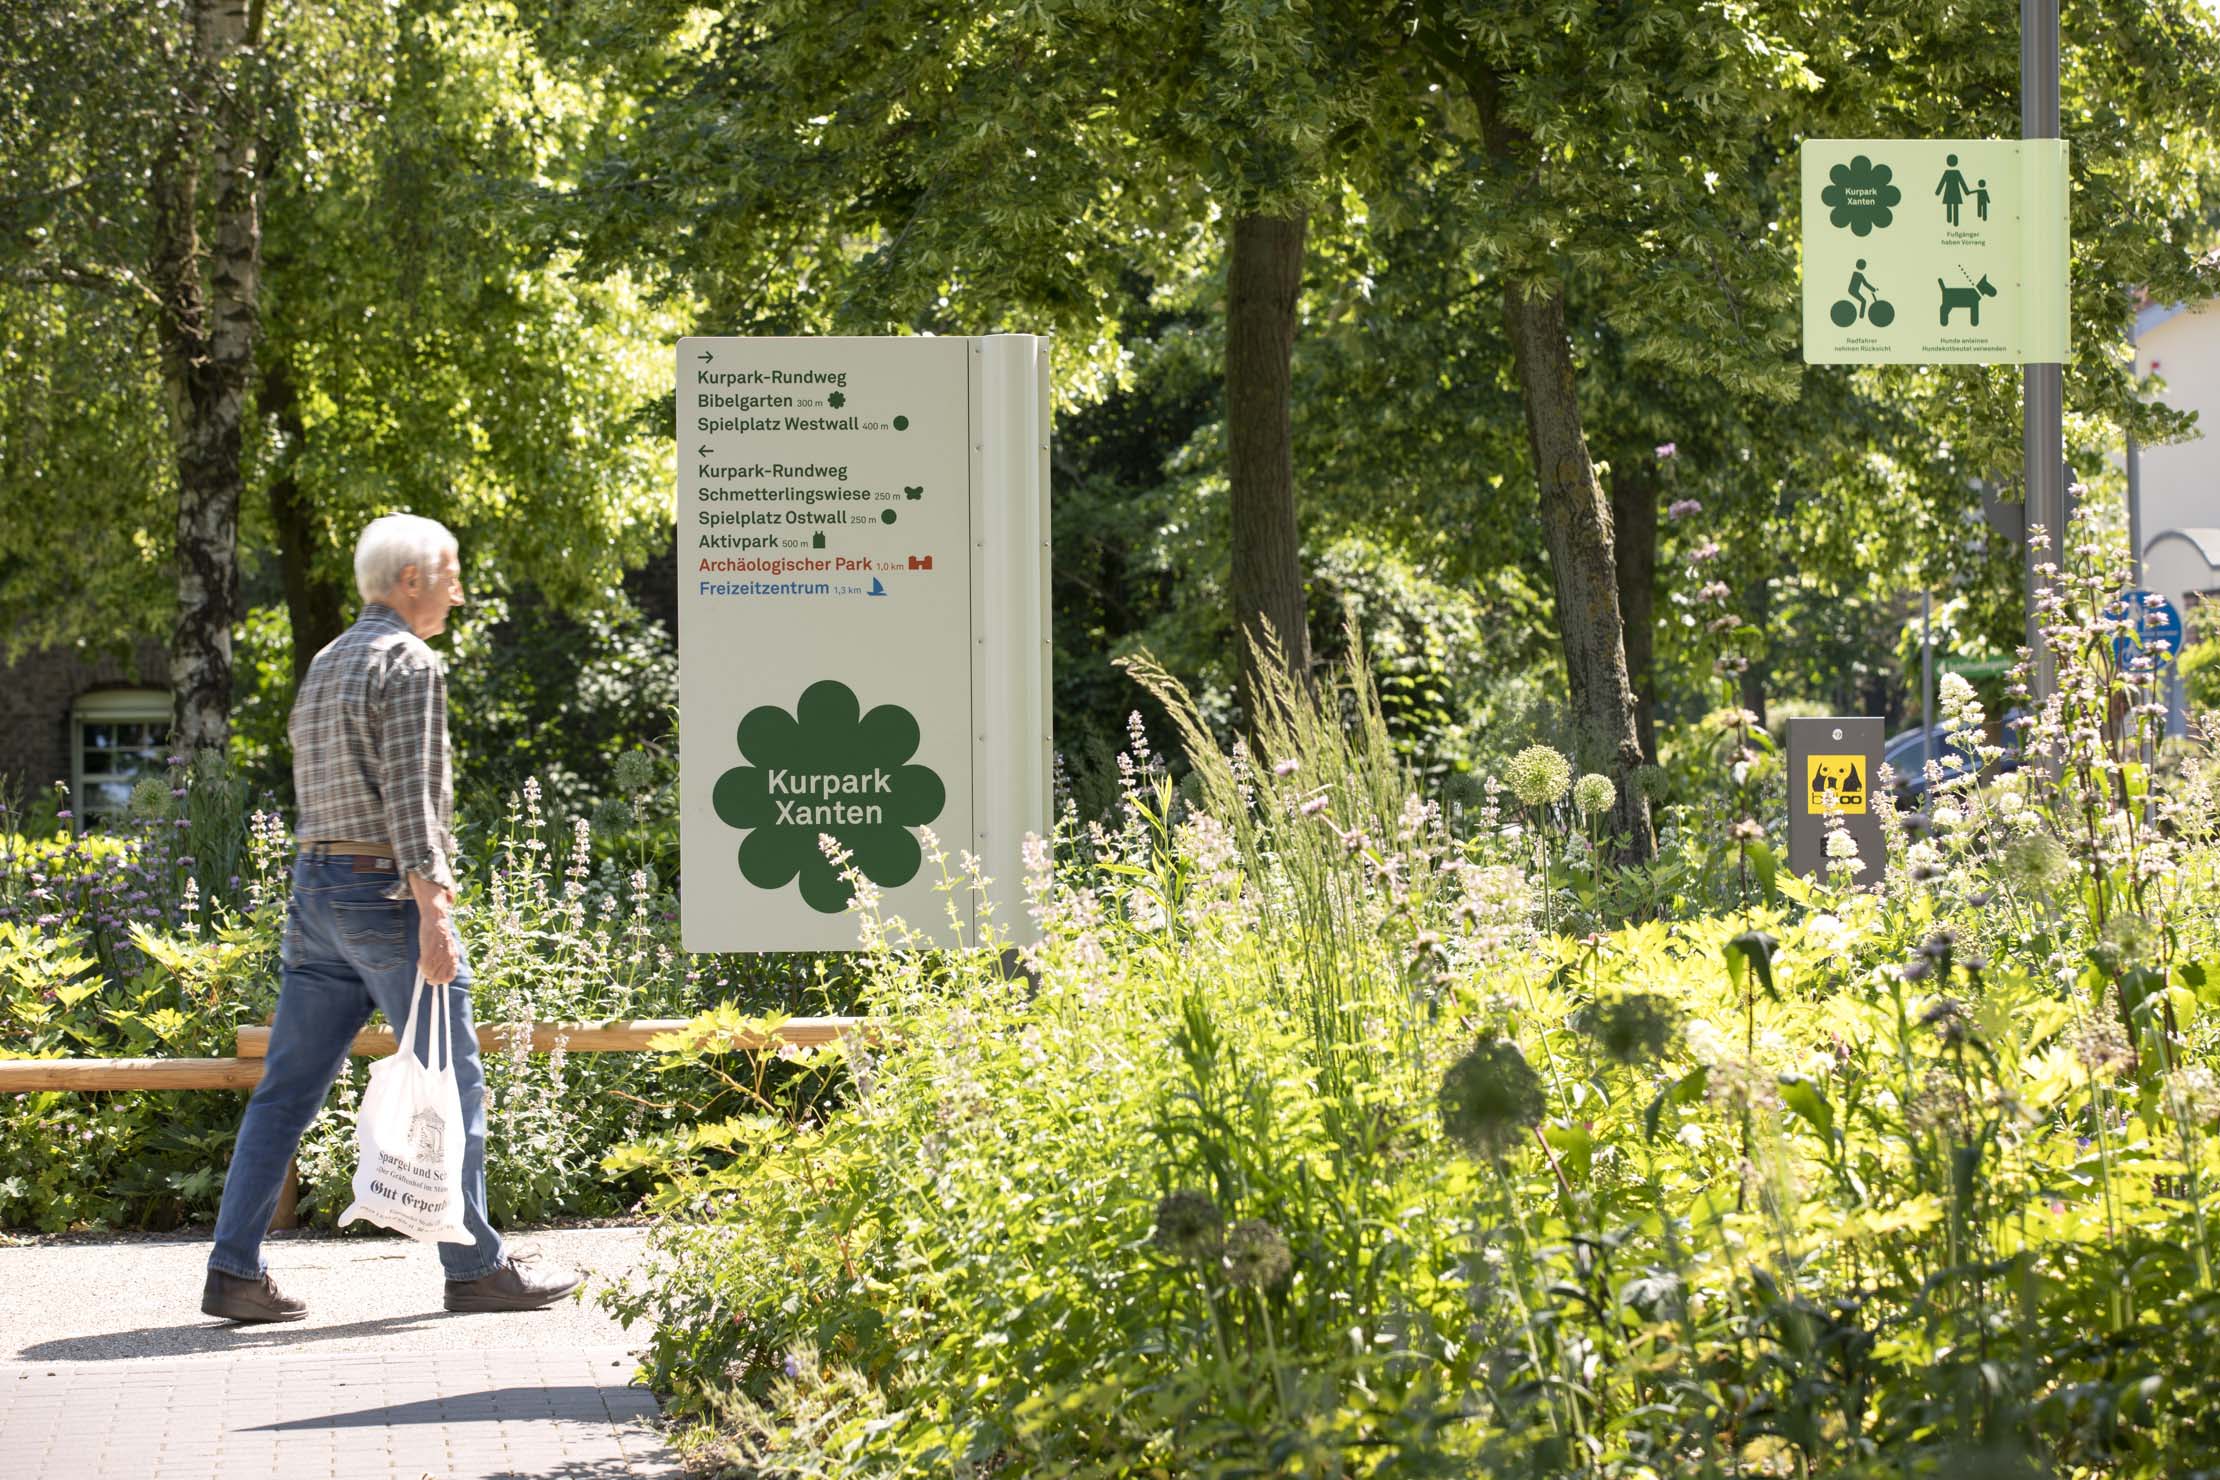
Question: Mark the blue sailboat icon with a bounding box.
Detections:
[867,577,887,597]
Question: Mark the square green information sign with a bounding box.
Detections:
[1802,139,2068,364]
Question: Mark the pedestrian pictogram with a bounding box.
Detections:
[1806,754,1867,814]
[1935,155,1974,226]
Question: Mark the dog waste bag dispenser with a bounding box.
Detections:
[1787,717,1886,882]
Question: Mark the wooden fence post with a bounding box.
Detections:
[269,1160,300,1231]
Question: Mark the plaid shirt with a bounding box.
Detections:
[289,603,457,898]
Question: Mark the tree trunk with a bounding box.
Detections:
[1226,213,1311,725]
[157,0,266,757]
[1610,458,1660,765]
[1440,49,1650,858]
[1502,284,1654,859]
[262,359,347,691]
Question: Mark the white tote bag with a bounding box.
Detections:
[338,973,471,1244]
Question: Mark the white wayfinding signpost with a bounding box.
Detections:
[676,335,1052,952]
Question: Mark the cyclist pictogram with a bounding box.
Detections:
[1831,259,1895,328]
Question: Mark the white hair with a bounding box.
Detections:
[354,514,458,603]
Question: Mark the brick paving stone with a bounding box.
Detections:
[0,1347,682,1480]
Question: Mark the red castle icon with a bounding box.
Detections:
[908,555,932,571]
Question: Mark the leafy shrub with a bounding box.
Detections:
[0,754,814,1233]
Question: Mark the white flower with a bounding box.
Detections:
[1996,791,2024,817]
[1804,912,1849,953]
[1826,829,1858,860]
[1932,806,1964,829]
[1126,891,1167,932]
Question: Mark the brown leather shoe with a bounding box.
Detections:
[443,1248,582,1313]
[202,1268,308,1323]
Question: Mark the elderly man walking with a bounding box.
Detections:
[202,514,579,1322]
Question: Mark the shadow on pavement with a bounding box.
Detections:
[242,1383,652,1430]
[15,1310,464,1361]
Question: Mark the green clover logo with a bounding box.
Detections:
[712,681,946,913]
[1820,155,1900,236]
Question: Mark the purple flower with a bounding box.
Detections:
[1656,442,1678,459]
[1668,498,1703,520]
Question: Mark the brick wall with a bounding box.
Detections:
[0,640,171,803]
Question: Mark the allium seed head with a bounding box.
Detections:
[1439,1038,1547,1157]
[1586,991,1683,1065]
[1221,1219,1293,1291]
[612,749,657,794]
[2002,832,2070,894]
[1151,1190,1225,1262]
[1505,746,1573,809]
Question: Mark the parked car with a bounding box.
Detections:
[1884,713,2023,797]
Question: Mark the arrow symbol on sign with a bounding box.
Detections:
[697,350,713,363]
[697,444,712,458]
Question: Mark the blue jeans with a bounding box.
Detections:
[208,853,506,1282]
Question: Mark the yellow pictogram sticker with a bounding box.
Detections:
[1805,754,1868,814]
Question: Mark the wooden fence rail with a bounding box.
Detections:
[233,1015,866,1061]
[0,1057,268,1092]
[0,1015,868,1225]
[0,1016,867,1093]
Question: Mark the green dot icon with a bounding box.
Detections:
[881,509,897,524]
[892,415,909,431]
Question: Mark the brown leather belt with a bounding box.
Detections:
[302,839,396,872]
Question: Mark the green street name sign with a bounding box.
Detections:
[1801,139,2068,364]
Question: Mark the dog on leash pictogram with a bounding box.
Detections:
[1805,755,1867,815]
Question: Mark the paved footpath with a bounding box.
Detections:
[0,1225,683,1479]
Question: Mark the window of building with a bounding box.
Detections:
[71,688,171,829]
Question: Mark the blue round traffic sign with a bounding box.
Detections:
[2114,589,2185,668]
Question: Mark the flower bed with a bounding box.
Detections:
[614,536,2220,1476]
